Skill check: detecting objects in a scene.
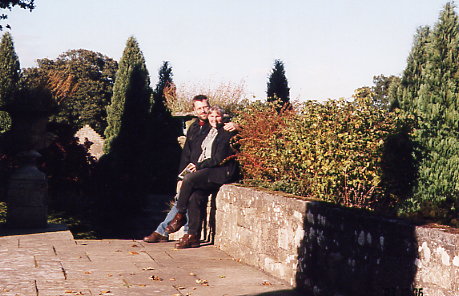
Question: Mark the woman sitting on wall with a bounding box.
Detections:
[165,106,239,249]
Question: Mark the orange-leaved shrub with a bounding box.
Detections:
[235,97,402,210]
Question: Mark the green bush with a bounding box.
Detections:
[236,97,402,211]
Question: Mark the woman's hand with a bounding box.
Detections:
[176,181,182,193]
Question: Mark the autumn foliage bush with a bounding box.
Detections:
[236,97,402,211]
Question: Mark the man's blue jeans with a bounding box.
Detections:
[154,198,189,236]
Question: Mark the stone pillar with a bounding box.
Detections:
[6,150,48,228]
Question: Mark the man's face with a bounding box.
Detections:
[193,99,210,121]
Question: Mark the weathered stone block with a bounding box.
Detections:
[7,158,48,229]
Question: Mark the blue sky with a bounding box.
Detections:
[3,0,450,101]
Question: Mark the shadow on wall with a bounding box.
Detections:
[296,202,418,296]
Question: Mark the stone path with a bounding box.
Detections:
[0,225,299,296]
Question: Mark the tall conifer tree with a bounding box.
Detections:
[104,36,151,156]
[99,37,152,224]
[151,61,173,118]
[402,2,459,219]
[146,61,181,193]
[0,32,20,133]
[396,26,431,112]
[267,59,290,106]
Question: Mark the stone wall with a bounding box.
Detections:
[214,184,459,296]
[74,125,105,159]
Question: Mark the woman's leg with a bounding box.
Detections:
[167,169,219,234]
[176,169,217,213]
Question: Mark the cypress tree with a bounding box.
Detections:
[403,2,459,221]
[98,37,152,229]
[0,32,20,133]
[267,59,290,106]
[151,61,173,118]
[146,61,182,193]
[104,36,151,156]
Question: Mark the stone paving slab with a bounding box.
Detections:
[0,228,301,296]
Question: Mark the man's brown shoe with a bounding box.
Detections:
[143,232,168,243]
[165,212,187,234]
[175,234,200,249]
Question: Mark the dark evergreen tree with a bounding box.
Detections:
[147,61,182,194]
[98,37,152,234]
[0,32,20,133]
[151,61,173,118]
[400,2,459,222]
[267,59,290,106]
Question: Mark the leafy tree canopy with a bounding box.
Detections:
[371,74,400,109]
[24,49,118,134]
[0,0,35,30]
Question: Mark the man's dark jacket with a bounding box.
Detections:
[178,119,210,173]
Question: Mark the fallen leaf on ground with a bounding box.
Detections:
[142,267,155,270]
[129,251,139,255]
[219,275,226,278]
[262,281,272,286]
[99,291,111,295]
[177,286,186,290]
[196,279,209,286]
[65,290,75,293]
[169,278,176,281]
[131,244,139,247]
[84,271,92,274]
[149,275,163,281]
[138,284,146,287]
[189,272,196,276]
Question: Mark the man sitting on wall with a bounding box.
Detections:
[165,105,239,248]
[143,95,238,243]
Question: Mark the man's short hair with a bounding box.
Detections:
[192,95,209,103]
